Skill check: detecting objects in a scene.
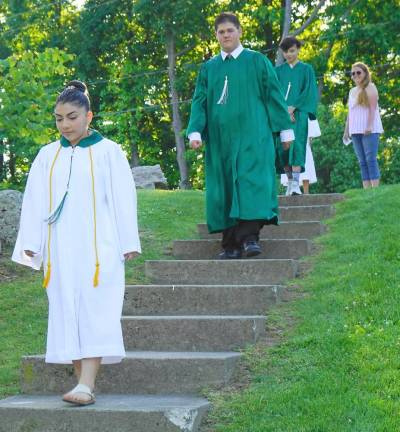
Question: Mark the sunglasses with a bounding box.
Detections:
[351,71,362,76]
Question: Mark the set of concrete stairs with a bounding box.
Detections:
[0,193,344,432]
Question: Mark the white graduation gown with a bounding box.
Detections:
[12,137,141,364]
[281,118,321,186]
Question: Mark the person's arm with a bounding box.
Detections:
[107,142,141,260]
[187,64,208,150]
[365,84,378,135]
[343,113,350,140]
[343,88,352,141]
[258,54,294,147]
[291,64,318,116]
[188,132,202,149]
[12,149,46,270]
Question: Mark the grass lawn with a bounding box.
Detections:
[205,184,400,431]
[0,189,205,398]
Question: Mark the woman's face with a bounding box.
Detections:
[54,102,93,145]
[351,66,366,85]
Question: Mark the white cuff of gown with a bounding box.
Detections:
[188,132,202,142]
[12,247,42,270]
[280,129,295,142]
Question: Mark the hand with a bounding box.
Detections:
[124,251,140,261]
[343,132,350,142]
[190,140,202,149]
[24,250,35,257]
[290,113,296,123]
[288,106,295,114]
[282,141,292,151]
[364,129,372,135]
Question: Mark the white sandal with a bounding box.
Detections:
[62,383,96,406]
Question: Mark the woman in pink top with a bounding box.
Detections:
[343,62,383,188]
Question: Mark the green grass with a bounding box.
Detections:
[125,189,205,283]
[205,184,400,432]
[0,189,205,398]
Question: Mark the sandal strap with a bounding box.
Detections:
[69,383,94,397]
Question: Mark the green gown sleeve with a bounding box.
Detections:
[187,64,208,138]
[258,55,293,133]
[292,64,318,116]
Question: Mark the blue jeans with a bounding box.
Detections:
[351,133,380,181]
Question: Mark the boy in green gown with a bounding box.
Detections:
[275,36,318,196]
[187,12,294,259]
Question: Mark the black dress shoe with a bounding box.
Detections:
[242,240,262,257]
[218,249,242,259]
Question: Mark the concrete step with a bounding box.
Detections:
[21,351,241,396]
[279,205,335,221]
[278,193,344,206]
[122,315,266,351]
[0,394,210,432]
[198,221,326,240]
[145,259,297,285]
[173,238,311,260]
[123,284,285,315]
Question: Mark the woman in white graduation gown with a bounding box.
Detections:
[12,80,141,406]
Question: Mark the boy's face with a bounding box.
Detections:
[282,45,300,64]
[216,21,242,53]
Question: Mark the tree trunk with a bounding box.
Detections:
[0,145,4,182]
[276,0,292,65]
[130,145,140,167]
[165,32,190,189]
[8,152,16,183]
[128,114,140,167]
[318,41,334,98]
[261,0,275,61]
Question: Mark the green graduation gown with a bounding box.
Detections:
[275,61,318,172]
[187,49,293,233]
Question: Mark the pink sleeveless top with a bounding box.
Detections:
[348,87,383,135]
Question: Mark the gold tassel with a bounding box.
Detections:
[93,263,100,287]
[89,146,100,289]
[43,263,51,288]
[43,145,62,289]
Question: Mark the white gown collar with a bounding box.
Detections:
[221,44,244,61]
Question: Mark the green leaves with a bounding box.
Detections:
[0,47,73,183]
[0,0,398,189]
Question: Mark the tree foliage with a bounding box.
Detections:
[0,0,398,191]
[0,47,73,184]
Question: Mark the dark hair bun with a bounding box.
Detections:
[65,80,88,94]
[57,80,91,111]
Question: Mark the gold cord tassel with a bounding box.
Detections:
[42,263,51,288]
[93,262,100,287]
[89,146,100,288]
[44,145,62,289]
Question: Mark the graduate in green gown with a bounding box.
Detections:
[275,36,318,196]
[187,12,294,259]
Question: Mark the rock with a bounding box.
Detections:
[132,165,168,189]
[0,190,23,245]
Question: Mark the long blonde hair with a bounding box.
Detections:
[352,62,371,107]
